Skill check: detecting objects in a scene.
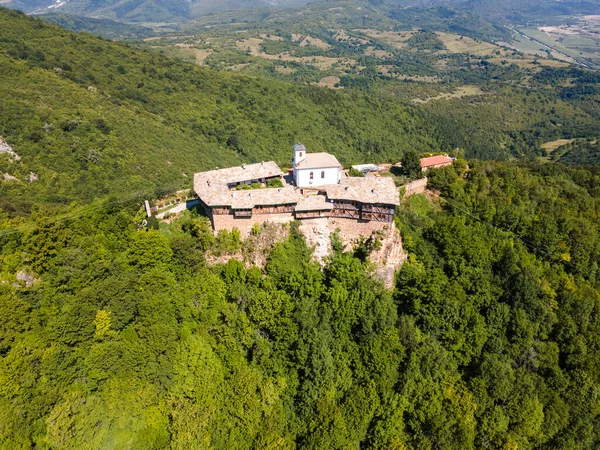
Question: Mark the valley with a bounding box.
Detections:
[140,3,573,87]
[512,15,600,70]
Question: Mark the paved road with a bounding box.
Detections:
[509,27,590,69]
[156,199,200,219]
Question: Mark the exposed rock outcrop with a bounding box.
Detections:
[0,138,20,162]
[369,226,407,289]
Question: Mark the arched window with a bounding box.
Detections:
[299,152,303,157]
[321,170,325,179]
[309,172,314,179]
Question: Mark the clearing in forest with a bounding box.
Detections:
[335,29,370,45]
[364,46,393,58]
[411,86,484,103]
[275,66,295,74]
[299,36,331,49]
[312,76,341,89]
[175,44,213,65]
[541,139,576,152]
[236,37,263,55]
[358,29,414,49]
[236,37,355,70]
[437,32,498,56]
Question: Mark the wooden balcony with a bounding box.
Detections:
[233,209,253,217]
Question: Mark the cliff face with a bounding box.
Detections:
[369,226,407,289]
[202,217,407,288]
[299,217,406,288]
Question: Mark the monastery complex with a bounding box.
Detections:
[193,144,401,238]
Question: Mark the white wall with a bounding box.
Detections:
[294,150,307,166]
[295,166,340,187]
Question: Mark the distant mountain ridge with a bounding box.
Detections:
[8,0,310,22]
[6,0,598,25]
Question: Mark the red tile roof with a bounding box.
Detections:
[420,155,453,168]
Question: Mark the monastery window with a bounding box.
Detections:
[321,171,325,179]
[310,172,314,180]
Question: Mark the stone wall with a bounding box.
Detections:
[212,211,393,241]
[403,177,428,198]
[212,212,295,237]
[327,218,392,244]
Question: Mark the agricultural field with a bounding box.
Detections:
[411,85,485,104]
[139,14,570,89]
[437,32,497,55]
[538,138,577,162]
[514,16,600,69]
[358,29,415,49]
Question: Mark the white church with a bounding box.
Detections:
[292,143,342,188]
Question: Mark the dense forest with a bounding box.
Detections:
[39,13,154,40]
[2,159,600,448]
[558,140,600,165]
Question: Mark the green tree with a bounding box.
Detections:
[401,149,422,179]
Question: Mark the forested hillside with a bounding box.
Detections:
[0,8,439,213]
[39,13,154,39]
[2,158,600,448]
[6,0,308,22]
[8,0,597,25]
[3,8,600,217]
[384,0,600,22]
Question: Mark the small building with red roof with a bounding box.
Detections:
[420,155,453,171]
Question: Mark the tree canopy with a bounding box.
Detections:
[2,160,600,448]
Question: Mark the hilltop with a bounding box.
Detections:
[2,6,600,219]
